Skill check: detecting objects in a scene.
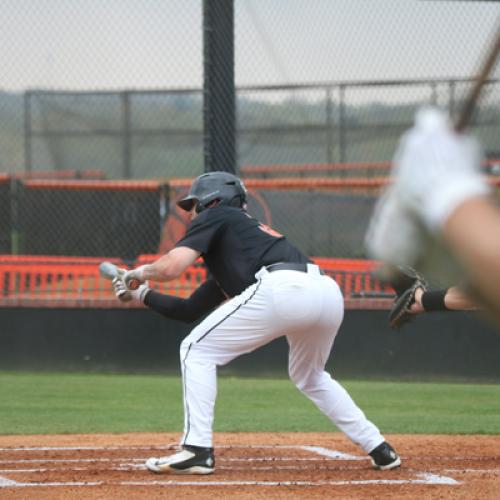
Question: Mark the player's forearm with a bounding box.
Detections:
[144,291,199,322]
[140,247,200,282]
[443,286,477,311]
[144,279,226,322]
[140,259,178,282]
[443,197,500,313]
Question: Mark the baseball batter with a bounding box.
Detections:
[113,171,401,474]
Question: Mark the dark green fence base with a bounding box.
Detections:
[1,308,499,380]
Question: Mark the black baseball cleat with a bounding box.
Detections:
[146,444,215,474]
[369,441,401,470]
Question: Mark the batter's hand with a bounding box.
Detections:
[113,276,150,303]
[108,267,129,301]
[391,106,489,231]
[123,265,147,290]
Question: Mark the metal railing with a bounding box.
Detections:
[23,77,500,179]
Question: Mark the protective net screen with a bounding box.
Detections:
[0,0,499,307]
[168,180,382,259]
[0,178,384,260]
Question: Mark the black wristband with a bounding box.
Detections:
[421,289,449,312]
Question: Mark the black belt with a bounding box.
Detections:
[266,262,324,275]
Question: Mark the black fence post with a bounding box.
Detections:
[122,91,131,179]
[159,182,170,240]
[203,0,236,174]
[326,86,334,165]
[9,178,22,255]
[339,85,346,163]
[24,91,32,173]
[449,79,456,117]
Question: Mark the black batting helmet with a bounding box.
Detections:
[177,171,247,213]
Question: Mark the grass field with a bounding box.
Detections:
[1,372,499,435]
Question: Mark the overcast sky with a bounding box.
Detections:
[0,0,498,92]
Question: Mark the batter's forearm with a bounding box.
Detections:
[144,279,226,323]
[151,249,197,280]
[144,291,196,322]
[136,247,201,283]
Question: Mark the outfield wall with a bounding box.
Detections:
[1,308,499,380]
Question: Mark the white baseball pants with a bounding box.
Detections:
[179,264,385,453]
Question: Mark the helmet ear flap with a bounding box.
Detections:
[228,194,244,208]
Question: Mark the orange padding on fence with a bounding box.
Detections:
[22,179,160,191]
[0,255,395,309]
[0,255,203,305]
[242,162,392,174]
[241,158,500,175]
[16,170,106,180]
[168,177,391,190]
[0,170,106,183]
[3,164,499,193]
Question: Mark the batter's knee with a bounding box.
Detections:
[289,367,326,394]
[180,324,202,359]
[179,337,193,362]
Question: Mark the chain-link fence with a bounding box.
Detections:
[24,90,204,179]
[0,0,499,262]
[21,77,499,179]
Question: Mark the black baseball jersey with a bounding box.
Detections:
[175,206,310,297]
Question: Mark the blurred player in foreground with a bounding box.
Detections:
[366,106,500,325]
[112,171,401,474]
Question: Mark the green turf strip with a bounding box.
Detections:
[0,372,499,435]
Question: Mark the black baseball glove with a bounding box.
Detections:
[388,267,427,330]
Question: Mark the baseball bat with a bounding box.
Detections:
[98,261,140,290]
[455,22,500,132]
[99,261,120,280]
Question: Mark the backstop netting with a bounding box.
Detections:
[0,1,499,306]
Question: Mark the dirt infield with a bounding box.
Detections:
[0,433,499,499]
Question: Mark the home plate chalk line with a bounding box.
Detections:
[0,444,462,488]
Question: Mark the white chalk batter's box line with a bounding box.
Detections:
[0,457,361,464]
[2,466,499,474]
[0,444,464,488]
[1,444,495,462]
[0,444,357,453]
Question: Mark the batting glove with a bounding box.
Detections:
[365,186,427,271]
[109,267,128,301]
[122,265,148,290]
[112,276,150,303]
[393,106,490,231]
